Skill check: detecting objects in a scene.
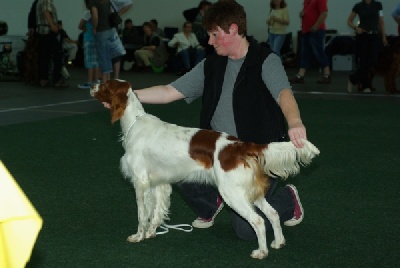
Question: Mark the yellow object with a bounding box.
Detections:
[0,161,43,268]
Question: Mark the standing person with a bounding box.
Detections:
[128,0,307,239]
[347,0,387,93]
[77,0,99,89]
[35,0,68,87]
[391,2,400,35]
[90,0,125,83]
[289,0,331,84]
[168,21,205,75]
[109,0,133,79]
[267,0,290,58]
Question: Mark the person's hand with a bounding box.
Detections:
[382,36,388,46]
[299,10,305,18]
[311,25,317,32]
[102,102,111,109]
[354,27,364,35]
[288,122,307,148]
[50,24,58,33]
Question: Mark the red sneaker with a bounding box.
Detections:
[192,195,224,228]
[284,184,304,227]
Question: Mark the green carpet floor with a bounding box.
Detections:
[1,97,399,267]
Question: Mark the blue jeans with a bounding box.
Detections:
[299,30,329,69]
[268,33,286,58]
[94,29,115,74]
[178,47,206,69]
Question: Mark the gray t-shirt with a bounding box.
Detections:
[170,53,290,136]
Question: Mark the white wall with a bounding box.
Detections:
[1,0,399,41]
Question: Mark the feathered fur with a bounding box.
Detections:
[90,79,320,260]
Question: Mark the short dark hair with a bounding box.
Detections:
[150,19,158,26]
[198,0,211,9]
[125,19,132,24]
[142,22,152,28]
[203,0,247,36]
[183,21,192,29]
[270,0,287,9]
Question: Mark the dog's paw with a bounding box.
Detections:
[127,233,144,243]
[145,229,156,239]
[271,238,286,249]
[250,249,268,259]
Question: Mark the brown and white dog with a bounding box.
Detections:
[90,79,320,260]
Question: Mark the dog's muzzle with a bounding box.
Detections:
[90,84,100,97]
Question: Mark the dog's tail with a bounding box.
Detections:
[261,139,320,179]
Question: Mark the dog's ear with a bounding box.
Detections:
[108,80,130,124]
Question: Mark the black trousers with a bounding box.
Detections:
[177,177,294,240]
[37,32,63,83]
[350,33,380,89]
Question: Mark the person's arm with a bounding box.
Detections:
[347,11,357,29]
[379,15,387,46]
[277,89,306,148]
[91,6,98,35]
[311,11,327,31]
[392,4,400,24]
[118,4,132,15]
[143,36,160,51]
[43,10,57,33]
[78,19,85,31]
[168,34,178,48]
[134,85,185,104]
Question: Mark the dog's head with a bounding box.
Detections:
[90,80,132,124]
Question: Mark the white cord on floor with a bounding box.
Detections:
[156,223,193,235]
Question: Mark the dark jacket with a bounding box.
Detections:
[201,37,287,144]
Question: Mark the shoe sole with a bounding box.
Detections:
[192,202,224,229]
[284,184,304,227]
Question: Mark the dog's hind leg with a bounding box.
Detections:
[219,188,269,259]
[127,177,151,243]
[145,184,172,239]
[253,197,285,249]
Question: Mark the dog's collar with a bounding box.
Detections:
[122,112,146,144]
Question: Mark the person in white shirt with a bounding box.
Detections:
[168,21,206,75]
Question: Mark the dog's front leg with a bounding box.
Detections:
[127,179,150,243]
[145,184,172,239]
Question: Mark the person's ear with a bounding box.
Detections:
[229,24,238,35]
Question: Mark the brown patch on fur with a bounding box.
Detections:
[227,135,240,141]
[93,80,131,124]
[252,165,270,202]
[218,142,267,171]
[219,141,270,201]
[189,130,221,169]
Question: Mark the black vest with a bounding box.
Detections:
[201,38,287,144]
